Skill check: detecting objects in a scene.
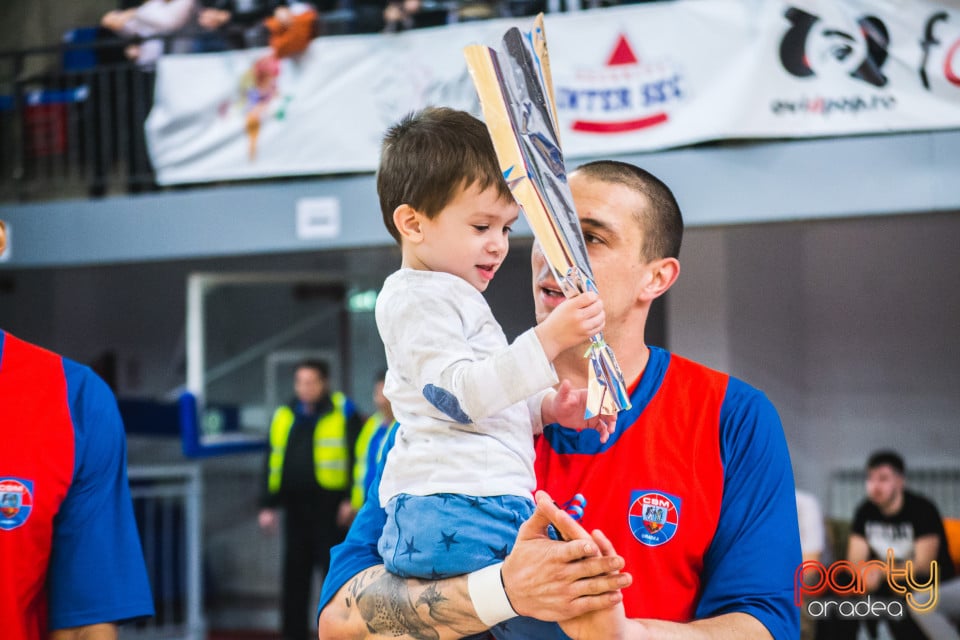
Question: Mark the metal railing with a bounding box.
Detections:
[126,464,205,640]
[0,34,158,203]
[0,0,610,204]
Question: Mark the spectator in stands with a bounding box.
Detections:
[259,359,362,640]
[350,369,396,511]
[1,221,154,639]
[99,0,199,192]
[823,450,957,639]
[101,0,198,66]
[198,0,322,49]
[383,0,448,32]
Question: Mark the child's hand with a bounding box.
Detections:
[535,291,605,361]
[543,380,616,443]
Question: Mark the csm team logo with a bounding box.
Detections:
[0,478,34,531]
[629,490,681,547]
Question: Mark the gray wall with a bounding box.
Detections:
[671,212,960,507]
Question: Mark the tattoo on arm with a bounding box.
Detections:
[342,567,487,640]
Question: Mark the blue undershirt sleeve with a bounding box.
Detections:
[48,362,154,630]
[694,377,801,640]
[318,424,397,614]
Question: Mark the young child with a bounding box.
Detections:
[373,106,609,594]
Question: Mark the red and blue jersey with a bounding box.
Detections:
[320,347,800,638]
[0,330,154,639]
[536,347,800,637]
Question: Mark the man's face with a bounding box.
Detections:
[531,173,651,336]
[866,464,904,511]
[294,366,326,405]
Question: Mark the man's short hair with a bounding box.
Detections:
[867,450,905,475]
[573,160,684,262]
[296,359,329,380]
[377,106,513,243]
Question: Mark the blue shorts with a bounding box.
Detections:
[380,492,533,579]
[379,492,568,639]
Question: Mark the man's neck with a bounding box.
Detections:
[880,490,905,517]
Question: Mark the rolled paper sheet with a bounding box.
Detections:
[465,14,631,419]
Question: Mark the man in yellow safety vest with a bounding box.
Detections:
[259,359,362,640]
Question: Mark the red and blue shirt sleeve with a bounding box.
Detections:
[47,360,154,630]
[694,376,801,639]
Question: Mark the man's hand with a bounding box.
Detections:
[101,9,137,32]
[543,380,616,442]
[337,498,356,528]
[502,490,630,621]
[258,507,279,534]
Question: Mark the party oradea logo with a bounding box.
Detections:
[795,550,940,620]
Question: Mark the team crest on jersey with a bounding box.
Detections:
[628,490,681,547]
[0,478,34,530]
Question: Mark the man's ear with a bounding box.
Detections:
[393,204,424,243]
[640,257,680,302]
[0,221,6,258]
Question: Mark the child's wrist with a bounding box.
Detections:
[540,389,557,425]
[534,323,560,361]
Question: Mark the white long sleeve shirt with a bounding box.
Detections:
[375,269,558,505]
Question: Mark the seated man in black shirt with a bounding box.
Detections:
[828,450,957,640]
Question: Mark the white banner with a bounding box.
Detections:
[146,0,960,185]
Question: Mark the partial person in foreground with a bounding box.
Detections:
[1,221,154,640]
[317,160,801,639]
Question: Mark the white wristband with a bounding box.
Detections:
[467,562,517,627]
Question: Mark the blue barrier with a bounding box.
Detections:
[119,394,265,458]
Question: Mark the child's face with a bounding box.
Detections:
[411,182,519,292]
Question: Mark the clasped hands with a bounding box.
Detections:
[501,490,631,640]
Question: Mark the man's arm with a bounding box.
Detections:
[847,533,870,563]
[847,532,887,592]
[48,363,154,630]
[318,566,487,640]
[318,490,629,640]
[50,623,118,640]
[913,533,941,573]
